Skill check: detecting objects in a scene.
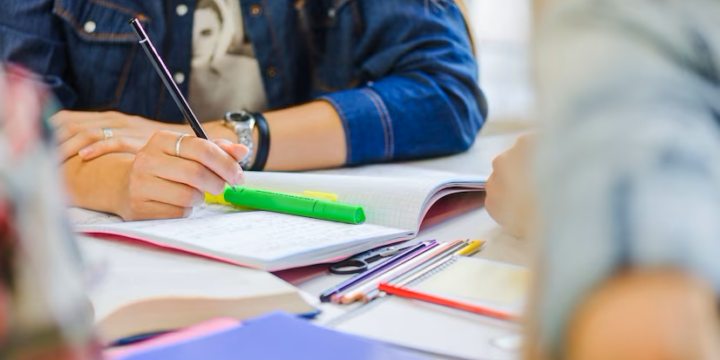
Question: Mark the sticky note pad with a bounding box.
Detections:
[415,257,528,306]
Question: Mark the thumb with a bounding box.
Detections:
[213,139,249,162]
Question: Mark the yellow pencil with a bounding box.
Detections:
[456,239,485,256]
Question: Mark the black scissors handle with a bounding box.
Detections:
[329,258,368,275]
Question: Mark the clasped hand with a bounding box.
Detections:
[52,110,186,161]
[53,110,247,220]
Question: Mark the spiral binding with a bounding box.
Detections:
[404,255,460,288]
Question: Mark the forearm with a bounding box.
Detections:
[203,101,347,171]
[62,154,132,214]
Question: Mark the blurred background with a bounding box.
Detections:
[468,0,533,123]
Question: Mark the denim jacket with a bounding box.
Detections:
[0,0,487,165]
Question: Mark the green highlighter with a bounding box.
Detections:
[223,187,365,224]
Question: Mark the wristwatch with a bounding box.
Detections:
[222,110,255,168]
[222,110,270,171]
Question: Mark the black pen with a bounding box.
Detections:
[129,18,236,190]
[129,18,208,139]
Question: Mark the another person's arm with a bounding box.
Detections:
[485,133,537,239]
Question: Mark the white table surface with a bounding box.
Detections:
[80,123,530,360]
[290,125,531,360]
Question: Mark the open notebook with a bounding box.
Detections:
[75,166,486,271]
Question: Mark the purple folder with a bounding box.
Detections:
[116,312,426,360]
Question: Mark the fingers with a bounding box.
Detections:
[153,132,244,185]
[78,136,146,160]
[214,138,249,162]
[119,131,247,220]
[146,153,227,195]
[58,127,107,161]
[484,171,502,224]
[122,158,201,220]
[133,175,204,208]
[55,118,121,144]
[52,111,127,143]
[50,110,101,128]
[121,199,190,221]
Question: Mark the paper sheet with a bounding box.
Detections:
[82,204,408,269]
[244,170,486,231]
[333,296,520,360]
[415,257,529,306]
[78,236,306,321]
[68,207,123,225]
[74,167,485,269]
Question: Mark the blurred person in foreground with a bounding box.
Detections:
[485,0,720,358]
[0,64,98,359]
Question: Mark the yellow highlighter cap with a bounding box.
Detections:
[301,191,338,202]
[205,192,233,206]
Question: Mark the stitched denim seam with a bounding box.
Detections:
[262,0,292,103]
[111,42,136,106]
[85,0,149,21]
[368,88,394,158]
[361,88,390,159]
[350,1,364,36]
[85,44,133,110]
[54,1,137,42]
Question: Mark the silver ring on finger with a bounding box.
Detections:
[102,127,114,141]
[175,133,189,157]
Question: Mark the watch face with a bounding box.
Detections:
[227,112,247,123]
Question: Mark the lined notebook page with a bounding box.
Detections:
[68,207,122,225]
[70,165,486,231]
[83,204,408,269]
[244,169,485,231]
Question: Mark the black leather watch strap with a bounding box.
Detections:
[249,112,270,171]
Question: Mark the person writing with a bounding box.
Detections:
[0,0,486,220]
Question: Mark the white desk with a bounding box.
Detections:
[79,124,529,360]
[290,126,530,360]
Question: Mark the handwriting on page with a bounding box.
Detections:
[68,207,123,225]
[109,204,402,261]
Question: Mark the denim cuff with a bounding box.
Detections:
[320,87,394,165]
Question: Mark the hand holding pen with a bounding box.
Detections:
[105,19,247,220]
[115,131,246,220]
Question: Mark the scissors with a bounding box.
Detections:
[329,243,415,275]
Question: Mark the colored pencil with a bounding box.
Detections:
[333,241,441,304]
[378,282,517,321]
[320,241,433,302]
[358,241,463,303]
[457,239,485,256]
[340,239,466,304]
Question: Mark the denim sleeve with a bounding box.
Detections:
[0,0,76,107]
[321,0,487,165]
[534,0,720,356]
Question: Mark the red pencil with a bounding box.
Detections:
[378,282,517,322]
